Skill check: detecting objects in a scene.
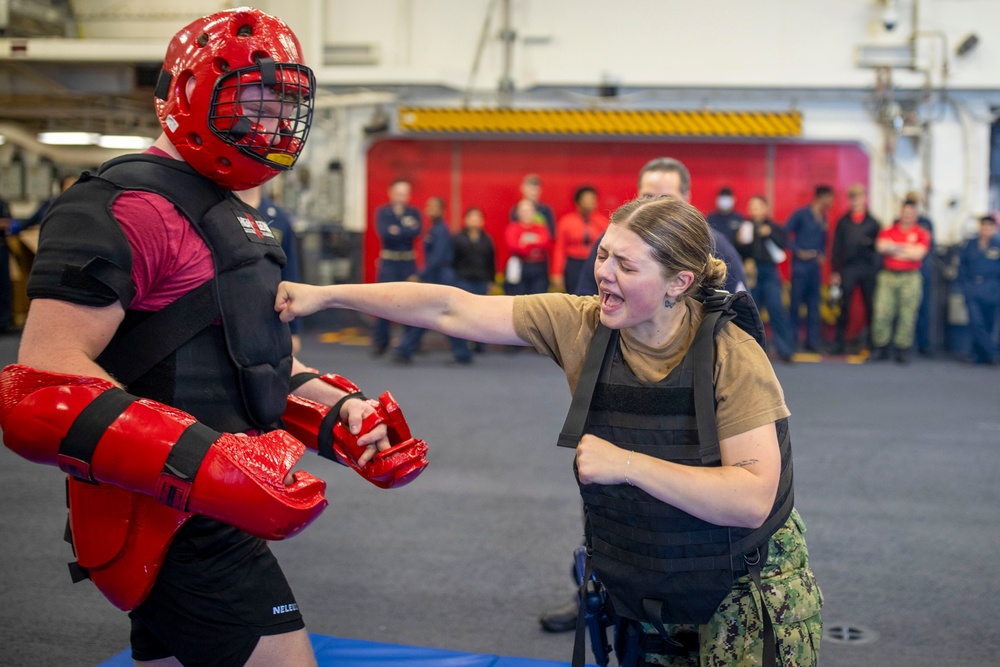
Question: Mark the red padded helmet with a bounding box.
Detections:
[154,8,315,190]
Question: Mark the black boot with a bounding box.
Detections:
[538,596,579,633]
[870,346,890,361]
[894,346,909,364]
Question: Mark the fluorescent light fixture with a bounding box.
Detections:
[37,131,100,145]
[98,135,154,150]
[0,135,5,145]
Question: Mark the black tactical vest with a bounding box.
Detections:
[35,154,291,432]
[562,293,794,627]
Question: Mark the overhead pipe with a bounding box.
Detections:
[0,37,163,62]
[497,0,515,107]
[0,122,129,165]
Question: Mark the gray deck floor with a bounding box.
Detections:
[1,326,998,666]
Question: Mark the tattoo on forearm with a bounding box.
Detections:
[732,459,759,469]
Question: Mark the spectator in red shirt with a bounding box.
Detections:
[504,198,552,296]
[552,185,608,293]
[870,199,931,363]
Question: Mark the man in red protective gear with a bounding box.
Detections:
[1,8,426,667]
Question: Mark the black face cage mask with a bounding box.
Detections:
[209,57,315,169]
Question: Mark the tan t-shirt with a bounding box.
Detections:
[512,293,790,441]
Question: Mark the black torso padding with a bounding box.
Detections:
[28,154,291,432]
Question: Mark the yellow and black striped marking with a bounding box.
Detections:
[398,107,801,138]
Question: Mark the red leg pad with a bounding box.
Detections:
[68,478,190,610]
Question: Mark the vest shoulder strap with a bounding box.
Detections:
[557,323,615,448]
[693,289,767,464]
[691,308,724,465]
[97,154,228,227]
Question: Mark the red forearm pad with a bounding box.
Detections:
[283,374,428,488]
[0,364,327,540]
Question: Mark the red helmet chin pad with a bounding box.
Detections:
[154,8,314,190]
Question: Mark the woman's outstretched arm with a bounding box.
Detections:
[275,281,528,346]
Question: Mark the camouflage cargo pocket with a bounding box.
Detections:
[760,509,824,625]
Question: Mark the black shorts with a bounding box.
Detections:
[128,516,305,667]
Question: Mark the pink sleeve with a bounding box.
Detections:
[113,192,174,306]
[111,191,214,311]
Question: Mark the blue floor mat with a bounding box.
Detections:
[97,633,577,666]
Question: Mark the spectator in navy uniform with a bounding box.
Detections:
[394,197,472,365]
[1,175,80,334]
[0,197,13,332]
[574,157,747,297]
[958,215,1000,365]
[238,185,303,354]
[785,185,834,352]
[10,174,79,235]
[706,185,743,247]
[372,179,422,356]
[452,207,496,354]
[736,195,794,361]
[829,184,881,354]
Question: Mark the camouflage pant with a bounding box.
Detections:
[871,270,923,349]
[639,510,823,667]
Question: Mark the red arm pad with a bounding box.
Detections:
[0,364,327,540]
[283,373,428,488]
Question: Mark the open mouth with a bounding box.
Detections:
[601,291,624,308]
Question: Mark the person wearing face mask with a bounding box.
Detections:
[276,196,822,667]
[706,186,743,247]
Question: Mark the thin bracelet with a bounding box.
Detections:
[624,451,634,486]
